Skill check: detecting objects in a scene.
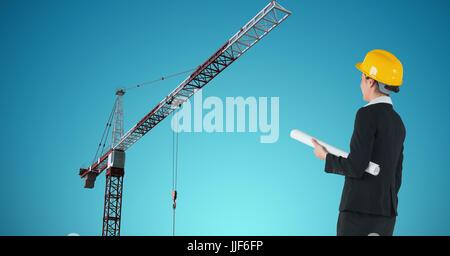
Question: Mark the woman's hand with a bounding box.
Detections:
[312,138,328,160]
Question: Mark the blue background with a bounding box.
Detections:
[1,0,449,235]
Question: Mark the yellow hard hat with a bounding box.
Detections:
[355,49,403,86]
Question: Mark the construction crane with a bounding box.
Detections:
[79,1,291,236]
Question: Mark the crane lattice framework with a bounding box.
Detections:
[79,1,291,236]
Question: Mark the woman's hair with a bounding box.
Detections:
[384,85,400,93]
[365,75,400,93]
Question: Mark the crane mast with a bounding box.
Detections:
[101,89,126,236]
[79,1,291,236]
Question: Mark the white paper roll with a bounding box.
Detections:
[290,129,380,176]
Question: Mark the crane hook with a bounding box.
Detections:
[172,190,178,209]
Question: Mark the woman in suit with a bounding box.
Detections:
[312,49,406,236]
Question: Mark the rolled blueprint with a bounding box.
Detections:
[290,129,380,176]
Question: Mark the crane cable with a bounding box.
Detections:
[125,67,196,92]
[92,99,117,164]
[172,109,180,236]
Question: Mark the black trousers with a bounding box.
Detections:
[337,211,396,236]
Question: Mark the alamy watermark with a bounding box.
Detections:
[170,90,279,143]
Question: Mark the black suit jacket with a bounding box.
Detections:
[325,103,406,217]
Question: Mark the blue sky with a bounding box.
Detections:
[1,0,450,235]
